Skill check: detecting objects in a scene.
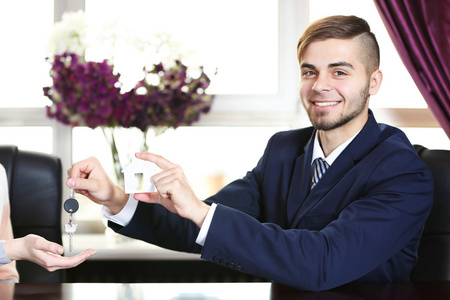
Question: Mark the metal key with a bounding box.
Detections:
[64,222,77,252]
[64,188,79,252]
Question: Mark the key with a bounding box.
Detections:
[65,222,77,252]
[64,188,79,252]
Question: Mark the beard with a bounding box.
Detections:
[305,83,370,131]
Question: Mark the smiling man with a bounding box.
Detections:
[298,20,382,156]
[67,16,434,291]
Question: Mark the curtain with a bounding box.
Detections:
[374,0,450,138]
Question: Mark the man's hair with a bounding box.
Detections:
[297,15,380,75]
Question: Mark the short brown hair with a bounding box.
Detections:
[297,15,380,75]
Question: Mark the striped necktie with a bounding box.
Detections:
[311,157,330,189]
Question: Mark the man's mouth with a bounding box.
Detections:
[313,101,341,107]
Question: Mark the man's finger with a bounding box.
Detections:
[134,192,160,203]
[135,152,175,170]
[67,159,93,178]
[67,177,98,192]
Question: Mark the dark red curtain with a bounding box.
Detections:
[374,0,450,138]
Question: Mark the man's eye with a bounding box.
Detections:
[334,70,346,76]
[304,70,316,76]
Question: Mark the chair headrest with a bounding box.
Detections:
[414,144,450,234]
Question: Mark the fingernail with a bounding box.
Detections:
[69,179,75,188]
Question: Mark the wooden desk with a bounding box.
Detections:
[5,281,450,300]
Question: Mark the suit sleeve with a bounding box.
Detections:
[200,146,433,291]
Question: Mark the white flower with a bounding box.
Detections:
[47,10,88,56]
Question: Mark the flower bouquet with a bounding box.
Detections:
[43,11,214,184]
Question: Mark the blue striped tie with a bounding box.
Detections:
[311,158,330,189]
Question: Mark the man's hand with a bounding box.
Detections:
[4,235,96,272]
[67,157,128,215]
[133,152,210,228]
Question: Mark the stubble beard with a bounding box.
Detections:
[304,84,370,131]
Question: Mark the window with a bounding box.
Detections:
[401,128,450,149]
[134,173,144,191]
[85,0,279,95]
[0,0,53,108]
[0,127,53,153]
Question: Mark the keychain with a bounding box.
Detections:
[64,188,79,252]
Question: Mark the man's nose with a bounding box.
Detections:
[312,74,331,93]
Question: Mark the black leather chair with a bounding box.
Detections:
[0,145,65,283]
[410,144,450,281]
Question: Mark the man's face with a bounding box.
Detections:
[299,38,378,132]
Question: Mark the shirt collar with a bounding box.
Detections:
[311,130,360,166]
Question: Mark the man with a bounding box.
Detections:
[67,15,433,291]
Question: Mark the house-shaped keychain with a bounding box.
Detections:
[122,159,162,194]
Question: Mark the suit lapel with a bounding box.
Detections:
[288,110,382,228]
[286,136,314,224]
[289,150,355,227]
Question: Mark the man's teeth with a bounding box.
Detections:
[315,101,339,107]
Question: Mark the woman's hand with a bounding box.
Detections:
[4,234,95,272]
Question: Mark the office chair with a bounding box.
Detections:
[0,145,65,283]
[410,144,450,281]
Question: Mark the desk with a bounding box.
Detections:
[62,233,201,261]
[5,281,450,300]
[63,233,264,283]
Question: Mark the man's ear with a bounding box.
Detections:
[369,69,383,96]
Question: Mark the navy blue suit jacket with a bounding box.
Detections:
[112,111,433,291]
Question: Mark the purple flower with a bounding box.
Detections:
[44,53,214,131]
